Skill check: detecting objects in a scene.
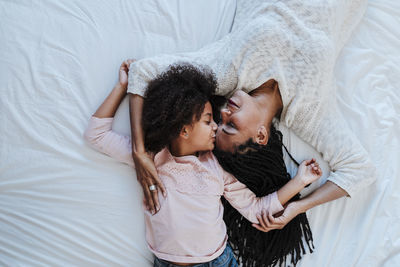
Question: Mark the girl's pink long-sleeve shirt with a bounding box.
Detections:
[84,116,284,263]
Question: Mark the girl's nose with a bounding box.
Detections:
[211,120,218,130]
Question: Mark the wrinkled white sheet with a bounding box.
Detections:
[0,0,399,266]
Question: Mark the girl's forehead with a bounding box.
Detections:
[202,102,213,114]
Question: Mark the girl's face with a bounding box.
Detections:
[186,102,218,152]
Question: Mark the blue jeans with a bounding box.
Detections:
[154,244,238,267]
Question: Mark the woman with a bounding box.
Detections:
[127,0,376,265]
[85,61,322,267]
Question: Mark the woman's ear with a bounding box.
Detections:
[255,125,269,145]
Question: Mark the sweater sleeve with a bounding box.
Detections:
[127,0,368,98]
[278,0,373,197]
[287,99,376,197]
[127,32,240,97]
[83,116,134,167]
[223,171,284,224]
[328,0,368,57]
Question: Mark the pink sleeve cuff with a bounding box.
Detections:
[267,191,284,215]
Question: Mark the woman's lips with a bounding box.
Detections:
[228,98,239,108]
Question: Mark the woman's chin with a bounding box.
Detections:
[214,139,231,152]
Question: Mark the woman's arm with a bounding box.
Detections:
[128,94,166,215]
[253,181,347,232]
[126,30,244,214]
[125,29,244,214]
[297,181,348,212]
[126,33,238,98]
[254,101,376,232]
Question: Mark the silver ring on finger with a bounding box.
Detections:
[149,185,157,191]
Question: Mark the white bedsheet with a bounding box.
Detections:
[0,0,399,266]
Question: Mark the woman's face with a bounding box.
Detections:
[216,90,270,152]
[187,102,218,152]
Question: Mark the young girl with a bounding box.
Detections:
[84,60,322,266]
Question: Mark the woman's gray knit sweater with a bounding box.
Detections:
[127,0,376,196]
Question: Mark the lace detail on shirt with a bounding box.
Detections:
[157,156,223,196]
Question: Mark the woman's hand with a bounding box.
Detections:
[133,151,166,215]
[118,59,135,89]
[295,158,322,186]
[252,201,304,232]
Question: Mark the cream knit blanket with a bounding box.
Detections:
[128,0,376,196]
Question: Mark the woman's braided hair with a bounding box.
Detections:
[213,125,314,267]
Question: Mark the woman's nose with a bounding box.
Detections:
[220,108,231,123]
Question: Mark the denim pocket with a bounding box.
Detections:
[211,245,237,267]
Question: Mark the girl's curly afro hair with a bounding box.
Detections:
[142,63,217,153]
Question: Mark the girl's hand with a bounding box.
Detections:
[295,158,322,186]
[118,59,136,89]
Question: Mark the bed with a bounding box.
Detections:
[0,0,399,266]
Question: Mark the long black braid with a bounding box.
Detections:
[213,125,314,267]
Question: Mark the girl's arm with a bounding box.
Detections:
[93,83,126,118]
[84,117,133,167]
[276,159,322,206]
[83,60,135,166]
[93,60,134,118]
[223,159,322,224]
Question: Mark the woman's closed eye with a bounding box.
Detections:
[227,122,236,129]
